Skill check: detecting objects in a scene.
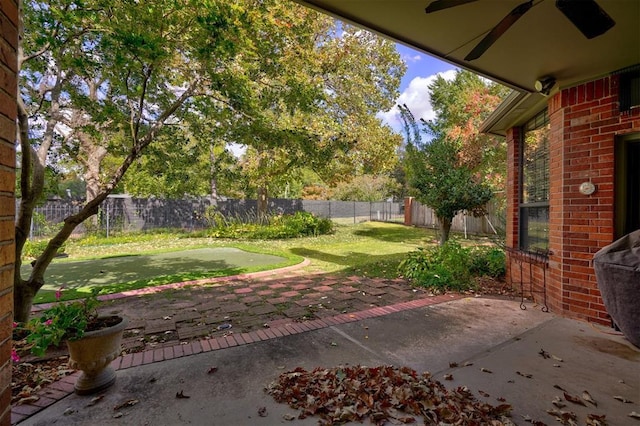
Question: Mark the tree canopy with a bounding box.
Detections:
[222,20,405,212]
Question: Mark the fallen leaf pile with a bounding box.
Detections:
[12,357,74,405]
[266,365,513,425]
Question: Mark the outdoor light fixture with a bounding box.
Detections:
[534,76,556,95]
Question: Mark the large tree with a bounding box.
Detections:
[14,0,264,321]
[119,118,242,199]
[329,175,400,202]
[233,21,405,214]
[117,5,405,212]
[426,71,510,194]
[402,70,508,245]
[14,0,404,321]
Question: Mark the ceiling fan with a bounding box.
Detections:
[425,0,616,61]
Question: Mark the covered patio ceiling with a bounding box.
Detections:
[294,0,640,94]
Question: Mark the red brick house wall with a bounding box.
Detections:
[506,73,640,325]
[0,0,17,424]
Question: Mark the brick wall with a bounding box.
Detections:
[0,0,17,424]
[506,73,640,325]
[557,75,639,323]
[546,90,565,315]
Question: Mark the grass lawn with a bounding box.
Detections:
[27,247,294,304]
[24,222,495,304]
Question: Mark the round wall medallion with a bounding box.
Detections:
[579,181,596,195]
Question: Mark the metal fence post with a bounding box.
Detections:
[106,201,110,238]
[353,201,356,224]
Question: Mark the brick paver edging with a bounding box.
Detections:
[11,294,463,424]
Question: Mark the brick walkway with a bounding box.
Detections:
[12,261,463,424]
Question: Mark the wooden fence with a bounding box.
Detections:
[405,197,504,237]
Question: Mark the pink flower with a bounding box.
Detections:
[12,322,17,329]
[11,349,19,363]
[44,319,53,326]
[55,287,64,301]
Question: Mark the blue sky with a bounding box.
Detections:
[378,44,459,134]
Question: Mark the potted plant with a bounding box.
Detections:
[24,290,128,395]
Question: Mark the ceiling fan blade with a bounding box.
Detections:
[425,0,478,14]
[556,0,615,39]
[464,0,533,61]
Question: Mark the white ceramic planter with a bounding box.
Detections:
[67,316,128,395]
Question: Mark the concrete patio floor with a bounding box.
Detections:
[18,297,639,425]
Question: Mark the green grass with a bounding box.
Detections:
[29,247,298,304]
[24,222,495,304]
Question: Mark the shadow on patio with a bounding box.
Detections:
[12,263,639,425]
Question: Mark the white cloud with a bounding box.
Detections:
[378,69,457,133]
[402,54,422,63]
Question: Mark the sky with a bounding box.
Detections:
[377,44,459,134]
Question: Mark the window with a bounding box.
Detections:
[619,68,640,113]
[520,109,549,252]
[615,134,640,238]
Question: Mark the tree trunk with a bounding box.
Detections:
[257,186,268,220]
[83,148,107,203]
[439,216,452,246]
[209,145,218,202]
[14,278,39,324]
[13,83,197,322]
[15,196,105,322]
[82,139,108,227]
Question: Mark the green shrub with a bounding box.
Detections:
[31,211,64,237]
[469,247,506,278]
[205,211,333,239]
[203,205,227,229]
[22,239,66,259]
[397,241,473,292]
[280,211,333,237]
[399,243,506,293]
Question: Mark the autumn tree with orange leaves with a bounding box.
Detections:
[401,70,510,244]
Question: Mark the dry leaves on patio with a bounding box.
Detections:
[12,356,73,405]
[266,365,513,425]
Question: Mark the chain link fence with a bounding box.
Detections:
[19,196,404,239]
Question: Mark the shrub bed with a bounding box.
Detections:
[398,241,505,292]
[206,211,333,239]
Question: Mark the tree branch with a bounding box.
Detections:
[134,64,153,139]
[27,83,197,293]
